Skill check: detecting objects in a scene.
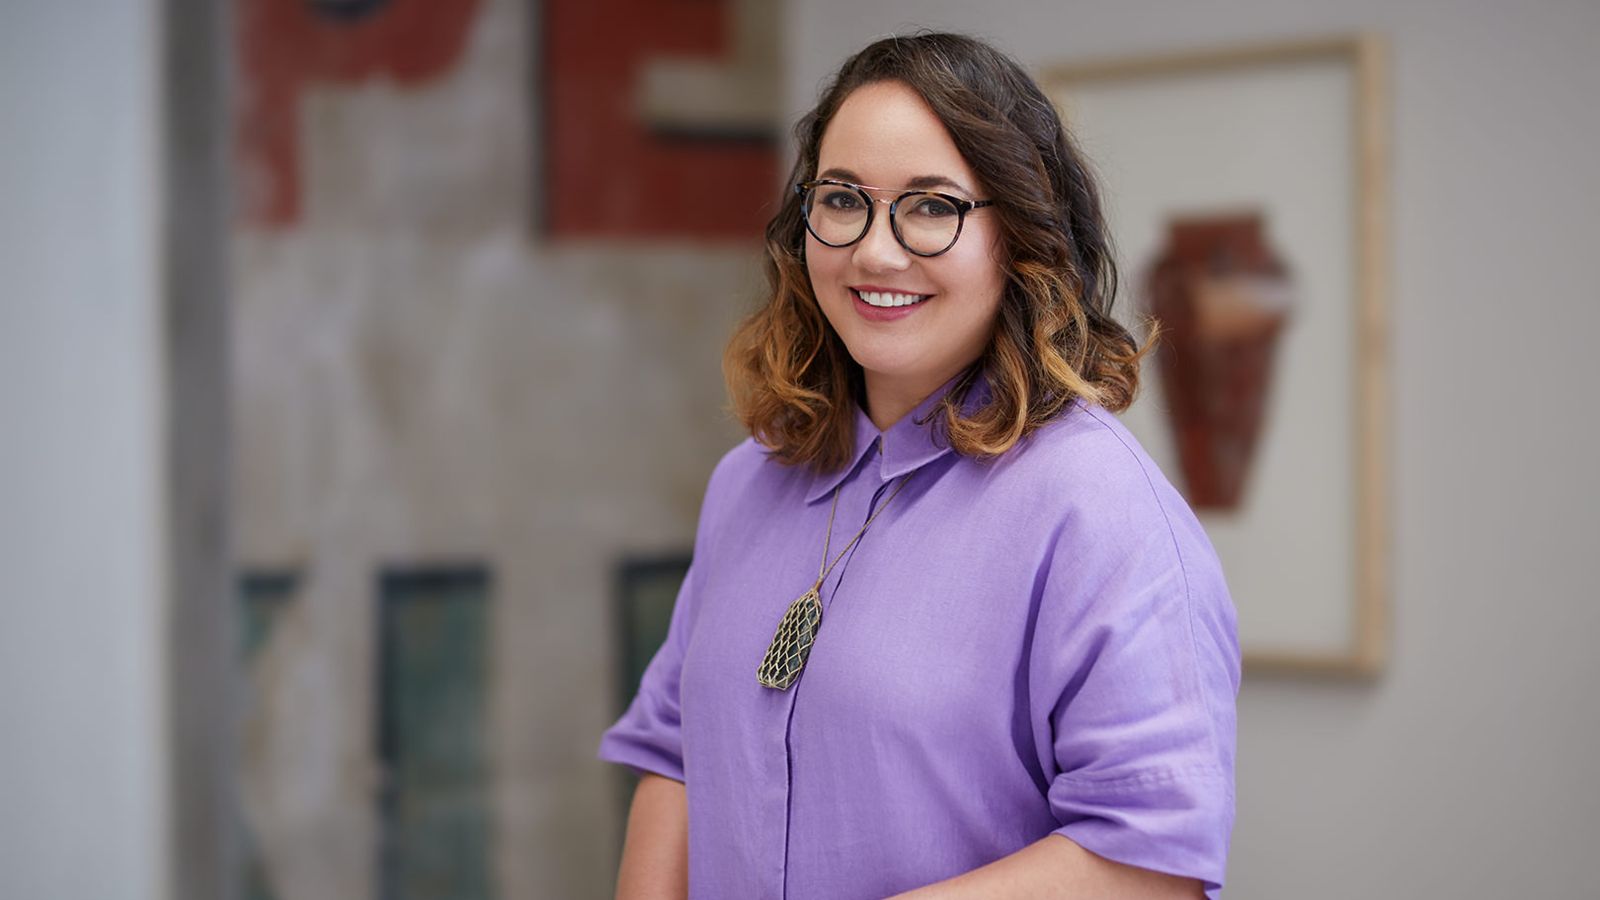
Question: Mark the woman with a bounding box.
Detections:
[599,32,1239,900]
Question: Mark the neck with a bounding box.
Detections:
[862,365,969,432]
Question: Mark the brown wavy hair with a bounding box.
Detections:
[723,32,1151,472]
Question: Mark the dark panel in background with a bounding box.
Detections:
[376,566,492,900]
[235,570,301,900]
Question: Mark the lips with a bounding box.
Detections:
[853,288,930,308]
[849,287,932,322]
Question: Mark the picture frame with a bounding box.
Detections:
[1041,35,1390,677]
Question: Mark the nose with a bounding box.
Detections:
[851,200,912,273]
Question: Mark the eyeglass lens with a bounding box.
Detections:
[803,184,965,256]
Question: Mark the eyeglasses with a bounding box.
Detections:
[795,179,994,258]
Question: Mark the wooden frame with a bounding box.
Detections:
[1042,35,1389,678]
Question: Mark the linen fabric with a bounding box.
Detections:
[598,375,1240,899]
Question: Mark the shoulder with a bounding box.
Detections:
[694,436,810,537]
[996,400,1171,513]
[703,436,784,501]
[1003,405,1237,678]
[991,400,1219,571]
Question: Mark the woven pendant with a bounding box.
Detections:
[756,587,823,690]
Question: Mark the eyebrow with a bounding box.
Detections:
[818,167,972,196]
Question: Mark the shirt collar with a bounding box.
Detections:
[804,367,992,504]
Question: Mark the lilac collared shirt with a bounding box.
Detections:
[599,377,1240,899]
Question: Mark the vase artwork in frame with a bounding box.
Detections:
[1044,35,1390,676]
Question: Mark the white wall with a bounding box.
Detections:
[0,2,169,899]
[786,2,1600,898]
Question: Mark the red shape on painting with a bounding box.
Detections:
[542,0,778,240]
[1145,213,1295,510]
[236,0,482,228]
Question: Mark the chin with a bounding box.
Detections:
[855,356,944,390]
[837,342,917,377]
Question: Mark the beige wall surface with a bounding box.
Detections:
[786,1,1600,898]
[231,0,755,896]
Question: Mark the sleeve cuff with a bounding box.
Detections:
[1048,767,1232,899]
[597,732,685,784]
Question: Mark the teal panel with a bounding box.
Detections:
[610,556,690,840]
[378,568,491,900]
[236,570,300,900]
[239,571,297,660]
[615,557,690,713]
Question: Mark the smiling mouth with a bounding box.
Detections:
[853,288,931,308]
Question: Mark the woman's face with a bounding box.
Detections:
[805,80,1006,412]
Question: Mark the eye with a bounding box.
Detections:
[906,195,959,218]
[817,187,863,211]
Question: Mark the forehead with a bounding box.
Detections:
[817,80,980,194]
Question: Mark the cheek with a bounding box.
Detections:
[944,241,1007,312]
[977,233,1009,314]
[804,241,847,299]
[802,235,821,281]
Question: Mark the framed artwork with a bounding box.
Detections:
[1042,35,1390,676]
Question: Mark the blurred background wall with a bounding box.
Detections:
[3,1,1598,899]
[1,2,172,899]
[228,0,757,896]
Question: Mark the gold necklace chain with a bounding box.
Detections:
[813,473,912,592]
[756,472,913,690]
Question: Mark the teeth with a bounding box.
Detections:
[858,290,929,308]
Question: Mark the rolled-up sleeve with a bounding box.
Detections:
[1029,474,1241,898]
[597,559,701,784]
